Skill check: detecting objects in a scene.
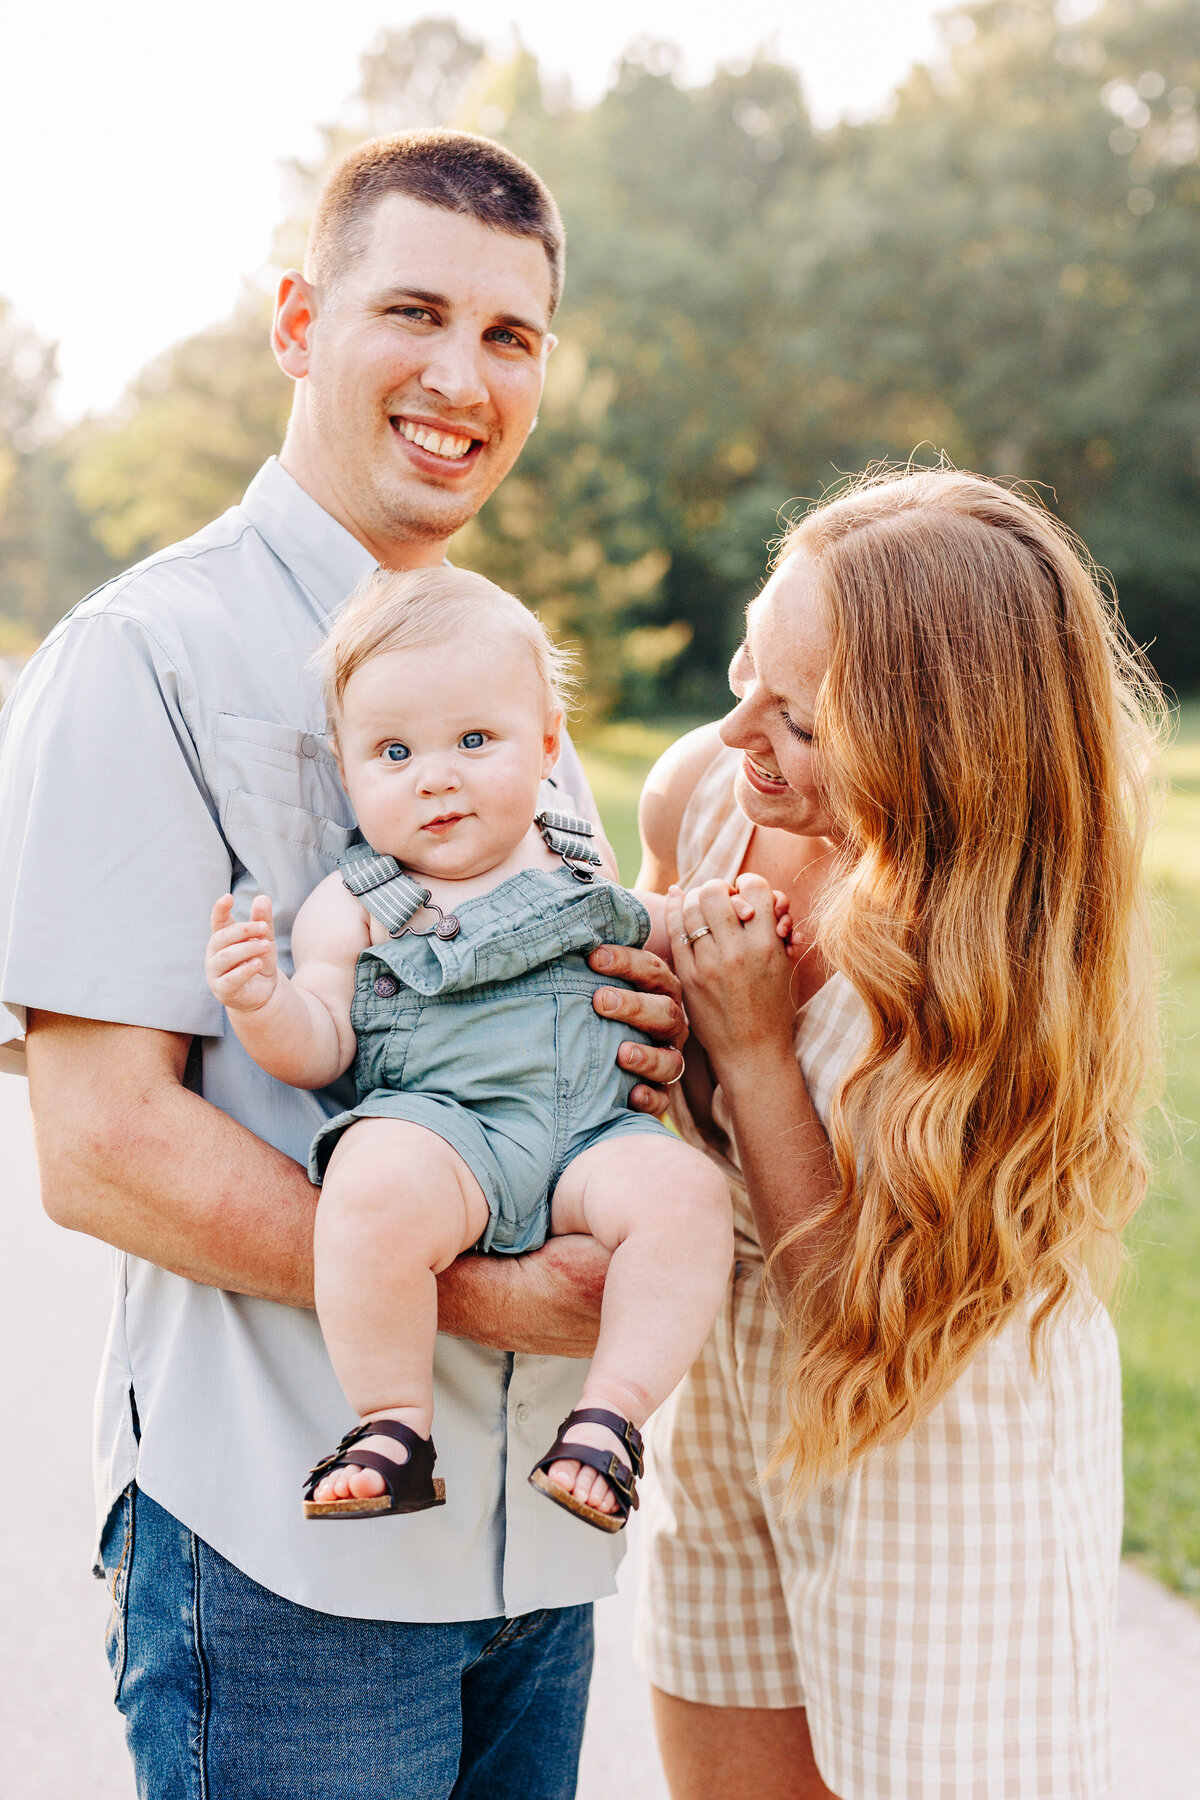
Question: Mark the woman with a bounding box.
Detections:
[635,468,1159,1800]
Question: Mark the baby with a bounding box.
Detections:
[205,566,752,1531]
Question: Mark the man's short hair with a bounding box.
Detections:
[305,129,565,315]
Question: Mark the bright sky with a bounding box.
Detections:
[0,1,949,419]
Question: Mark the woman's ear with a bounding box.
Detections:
[542,709,564,776]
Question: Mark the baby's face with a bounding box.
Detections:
[335,632,559,880]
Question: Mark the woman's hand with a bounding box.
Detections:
[666,875,798,1086]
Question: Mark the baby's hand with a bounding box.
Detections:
[206,894,279,1013]
[727,883,795,946]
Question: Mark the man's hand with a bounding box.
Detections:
[588,943,687,1117]
[438,1234,610,1357]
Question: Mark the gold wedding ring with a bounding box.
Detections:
[680,926,712,947]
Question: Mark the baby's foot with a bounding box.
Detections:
[546,1420,631,1517]
[311,1410,417,1505]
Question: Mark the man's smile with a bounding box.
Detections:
[390,414,486,466]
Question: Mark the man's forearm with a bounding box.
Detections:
[27,1012,608,1349]
[28,1014,319,1305]
[436,1234,608,1358]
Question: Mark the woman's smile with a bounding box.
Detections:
[741,752,791,795]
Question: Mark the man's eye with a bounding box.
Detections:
[383,743,411,762]
[459,731,486,750]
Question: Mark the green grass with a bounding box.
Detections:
[577,720,701,881]
[580,711,1200,1604]
[1121,706,1200,1600]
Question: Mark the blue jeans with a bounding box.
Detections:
[99,1485,594,1799]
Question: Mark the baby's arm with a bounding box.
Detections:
[633,886,794,965]
[205,874,368,1089]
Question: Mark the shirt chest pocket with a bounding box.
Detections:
[214,713,355,925]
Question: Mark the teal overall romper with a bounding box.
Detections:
[309,844,666,1255]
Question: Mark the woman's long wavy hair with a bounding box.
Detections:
[768,467,1163,1496]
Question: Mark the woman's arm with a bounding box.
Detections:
[666,878,840,1291]
[636,721,727,893]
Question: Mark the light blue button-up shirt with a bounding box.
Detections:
[0,458,623,1619]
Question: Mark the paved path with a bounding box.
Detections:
[2,1072,1198,1798]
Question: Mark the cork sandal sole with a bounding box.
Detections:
[528,1467,625,1533]
[303,1478,445,1521]
[303,1420,445,1522]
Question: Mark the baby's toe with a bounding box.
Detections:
[581,1469,618,1513]
[347,1463,386,1499]
[547,1457,579,1495]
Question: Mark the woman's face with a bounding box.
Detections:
[720,549,836,840]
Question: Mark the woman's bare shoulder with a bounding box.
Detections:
[638,722,729,889]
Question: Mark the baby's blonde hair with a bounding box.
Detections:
[321,566,576,729]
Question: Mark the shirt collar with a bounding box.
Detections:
[239,457,377,621]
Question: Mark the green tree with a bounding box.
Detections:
[52,3,1200,702]
[0,299,116,645]
[69,298,290,564]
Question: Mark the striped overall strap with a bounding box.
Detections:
[536,810,603,882]
[340,850,433,937]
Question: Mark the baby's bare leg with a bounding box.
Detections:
[548,1135,733,1514]
[312,1118,490,1503]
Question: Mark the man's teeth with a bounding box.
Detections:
[396,420,474,460]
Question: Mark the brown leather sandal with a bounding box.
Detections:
[303,1419,446,1520]
[528,1408,644,1534]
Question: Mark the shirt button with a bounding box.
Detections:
[372,974,399,998]
[300,733,318,758]
[515,1403,531,1425]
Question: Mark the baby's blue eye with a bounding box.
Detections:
[460,731,486,750]
[383,742,411,762]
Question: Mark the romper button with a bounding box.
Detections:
[372,974,398,998]
[515,1404,531,1425]
[300,733,318,757]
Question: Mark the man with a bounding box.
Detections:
[0,131,685,1799]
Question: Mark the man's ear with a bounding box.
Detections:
[273,271,319,379]
[542,709,563,776]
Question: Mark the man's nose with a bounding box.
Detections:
[418,326,489,411]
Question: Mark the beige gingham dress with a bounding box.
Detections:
[636,746,1122,1800]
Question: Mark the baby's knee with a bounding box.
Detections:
[635,1141,732,1239]
[673,1155,734,1240]
[320,1123,474,1250]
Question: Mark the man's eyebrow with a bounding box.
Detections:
[491,310,547,339]
[372,286,546,338]
[372,285,450,310]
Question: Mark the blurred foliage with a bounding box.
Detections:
[0,300,117,643]
[69,301,291,562]
[3,0,1200,708]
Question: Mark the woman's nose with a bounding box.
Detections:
[718,695,755,751]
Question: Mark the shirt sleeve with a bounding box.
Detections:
[549,730,601,829]
[0,607,232,1068]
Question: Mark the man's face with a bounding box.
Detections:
[288,194,555,557]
